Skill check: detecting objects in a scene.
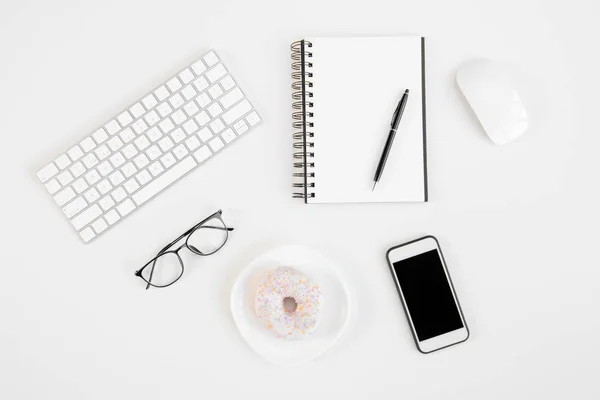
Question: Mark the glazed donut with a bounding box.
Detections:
[255,266,323,340]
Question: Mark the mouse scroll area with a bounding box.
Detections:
[457,59,529,145]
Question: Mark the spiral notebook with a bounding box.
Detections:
[291,36,427,203]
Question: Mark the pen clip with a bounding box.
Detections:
[390,101,401,128]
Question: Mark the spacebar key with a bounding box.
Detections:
[132,156,198,205]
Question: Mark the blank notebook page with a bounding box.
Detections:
[308,36,426,203]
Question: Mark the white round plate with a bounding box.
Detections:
[230,245,351,365]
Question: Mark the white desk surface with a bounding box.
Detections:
[1,1,599,399]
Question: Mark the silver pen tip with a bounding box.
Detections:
[372,182,377,191]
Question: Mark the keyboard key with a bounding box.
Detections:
[160,153,176,168]
[166,77,182,92]
[193,76,209,92]
[92,128,109,144]
[124,178,140,194]
[208,84,224,100]
[183,119,199,134]
[145,110,160,126]
[136,170,152,185]
[233,120,249,135]
[117,111,133,127]
[246,111,261,126]
[97,161,114,176]
[183,101,200,116]
[146,145,162,160]
[119,127,135,143]
[173,144,189,159]
[92,218,108,234]
[111,187,127,203]
[105,120,121,135]
[71,204,102,230]
[169,93,185,109]
[220,87,244,109]
[37,163,59,182]
[70,162,86,177]
[97,179,113,195]
[95,145,111,160]
[157,102,173,118]
[55,154,71,170]
[84,188,100,203]
[84,169,101,185]
[210,118,225,134]
[54,187,76,206]
[158,137,174,152]
[68,146,84,161]
[179,68,194,84]
[109,171,125,186]
[133,156,197,205]
[132,119,148,134]
[195,111,210,126]
[130,102,145,118]
[45,179,61,195]
[146,127,162,142]
[149,161,164,177]
[62,197,88,218]
[171,110,187,125]
[133,154,150,169]
[117,199,136,216]
[206,63,227,83]
[191,59,207,75]
[193,146,212,163]
[159,118,175,134]
[208,137,224,152]
[185,136,201,151]
[207,103,223,117]
[99,196,115,211]
[57,170,74,186]
[109,152,125,168]
[134,135,150,150]
[104,209,120,225]
[222,99,251,125]
[107,136,124,151]
[154,86,170,101]
[197,128,212,142]
[79,227,96,243]
[181,85,197,100]
[170,128,186,143]
[80,137,96,152]
[195,92,211,108]
[142,94,158,109]
[220,75,235,91]
[122,162,137,177]
[221,128,236,144]
[82,153,99,169]
[122,144,138,159]
[203,51,219,67]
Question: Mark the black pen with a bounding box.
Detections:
[372,89,409,191]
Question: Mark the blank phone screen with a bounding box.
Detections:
[393,249,464,341]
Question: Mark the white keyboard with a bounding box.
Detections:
[36,50,261,243]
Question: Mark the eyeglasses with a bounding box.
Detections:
[134,210,233,289]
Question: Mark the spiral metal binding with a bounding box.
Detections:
[291,40,315,200]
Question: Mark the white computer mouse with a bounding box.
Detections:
[457,59,529,145]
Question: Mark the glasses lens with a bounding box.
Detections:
[141,252,183,287]
[186,217,228,254]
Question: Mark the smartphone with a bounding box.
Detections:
[386,236,469,353]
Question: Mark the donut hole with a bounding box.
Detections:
[283,296,298,313]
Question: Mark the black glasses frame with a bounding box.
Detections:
[134,209,234,289]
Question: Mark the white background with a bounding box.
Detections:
[1,0,599,399]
